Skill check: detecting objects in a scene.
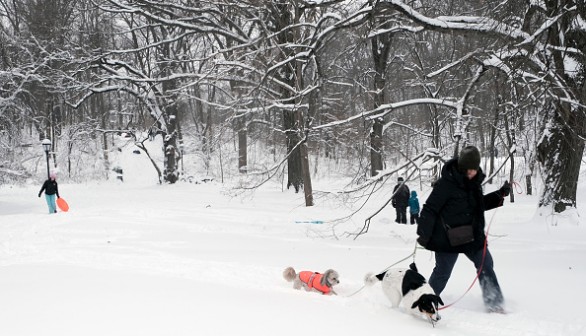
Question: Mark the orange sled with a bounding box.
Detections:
[57,197,69,212]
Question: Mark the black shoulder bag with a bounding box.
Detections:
[441,217,474,247]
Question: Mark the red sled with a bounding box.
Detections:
[57,197,69,212]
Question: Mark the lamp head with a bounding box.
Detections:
[41,138,51,153]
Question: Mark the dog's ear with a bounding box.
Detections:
[321,270,332,286]
[436,296,444,306]
[411,299,421,310]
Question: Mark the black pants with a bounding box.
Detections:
[395,206,407,224]
[429,248,504,309]
[410,213,419,224]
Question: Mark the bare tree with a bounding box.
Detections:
[343,0,586,212]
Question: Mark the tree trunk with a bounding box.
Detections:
[298,113,313,206]
[509,156,515,203]
[537,103,585,212]
[301,78,320,207]
[370,119,384,177]
[97,95,109,180]
[536,3,586,212]
[278,3,307,195]
[488,106,499,184]
[369,17,392,178]
[157,29,181,184]
[284,109,303,193]
[162,99,179,184]
[161,68,179,183]
[525,175,532,195]
[238,123,247,173]
[504,108,516,203]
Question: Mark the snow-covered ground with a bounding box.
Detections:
[1,169,585,335]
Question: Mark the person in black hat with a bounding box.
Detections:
[391,176,410,224]
[416,145,511,313]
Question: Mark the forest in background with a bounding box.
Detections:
[1,0,585,214]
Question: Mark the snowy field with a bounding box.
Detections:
[1,170,586,335]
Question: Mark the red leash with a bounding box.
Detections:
[512,181,523,194]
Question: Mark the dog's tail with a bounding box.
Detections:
[283,267,297,282]
[364,271,386,286]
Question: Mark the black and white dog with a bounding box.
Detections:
[365,263,443,323]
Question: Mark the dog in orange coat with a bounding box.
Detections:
[283,267,340,295]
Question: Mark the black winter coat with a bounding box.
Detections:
[392,184,410,207]
[416,159,504,253]
[39,179,59,197]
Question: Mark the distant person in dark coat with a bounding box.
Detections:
[38,172,60,214]
[416,146,511,313]
[408,190,420,225]
[391,177,410,224]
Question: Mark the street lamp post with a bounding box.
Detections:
[42,138,51,179]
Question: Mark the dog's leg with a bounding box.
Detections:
[390,289,402,307]
[380,278,401,307]
[383,286,402,307]
[293,278,303,290]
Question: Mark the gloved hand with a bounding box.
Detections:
[500,181,511,197]
[38,193,41,198]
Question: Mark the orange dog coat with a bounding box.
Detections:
[299,271,331,294]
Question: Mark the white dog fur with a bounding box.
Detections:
[365,263,443,322]
[283,267,339,295]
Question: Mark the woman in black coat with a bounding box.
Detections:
[416,146,510,313]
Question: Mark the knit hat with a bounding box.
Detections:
[49,172,57,179]
[398,177,404,182]
[458,146,481,172]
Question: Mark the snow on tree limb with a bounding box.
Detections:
[313,97,460,130]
